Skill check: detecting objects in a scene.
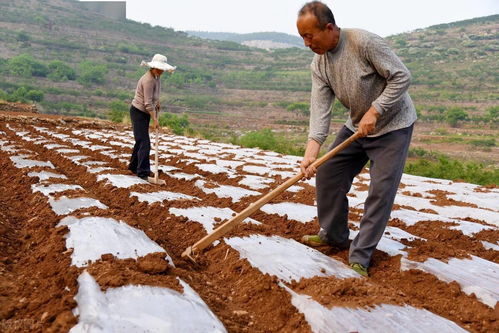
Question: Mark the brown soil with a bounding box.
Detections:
[0,111,498,332]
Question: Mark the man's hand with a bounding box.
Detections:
[357,106,380,137]
[300,157,317,179]
[300,139,321,179]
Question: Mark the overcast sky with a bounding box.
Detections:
[83,0,498,37]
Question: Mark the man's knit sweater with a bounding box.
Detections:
[309,28,417,144]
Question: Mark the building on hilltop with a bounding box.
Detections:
[78,1,126,21]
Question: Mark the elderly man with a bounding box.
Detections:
[297,1,417,277]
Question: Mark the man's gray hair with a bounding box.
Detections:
[298,1,336,29]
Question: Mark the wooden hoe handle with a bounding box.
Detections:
[181,132,362,259]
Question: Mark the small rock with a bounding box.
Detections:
[233,310,248,316]
[137,253,169,274]
[100,253,114,261]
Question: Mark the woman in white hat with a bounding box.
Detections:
[128,54,175,180]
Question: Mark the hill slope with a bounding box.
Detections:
[186,31,305,49]
[0,0,497,165]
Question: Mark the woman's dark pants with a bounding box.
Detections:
[128,105,151,178]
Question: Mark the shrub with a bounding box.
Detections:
[486,106,498,122]
[7,54,48,77]
[238,128,277,151]
[469,139,495,148]
[25,89,44,102]
[77,61,108,85]
[444,107,468,127]
[286,102,310,116]
[16,31,30,42]
[48,60,76,81]
[4,86,44,103]
[405,156,498,186]
[108,100,128,123]
[158,112,190,135]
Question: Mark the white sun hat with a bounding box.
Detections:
[140,54,176,72]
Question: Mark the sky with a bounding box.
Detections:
[83,0,499,37]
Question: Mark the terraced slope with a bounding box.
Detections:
[0,111,498,332]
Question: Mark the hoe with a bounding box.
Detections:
[148,109,166,186]
[182,131,361,261]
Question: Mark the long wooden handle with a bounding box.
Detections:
[181,132,361,258]
[154,129,160,181]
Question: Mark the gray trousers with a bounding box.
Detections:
[316,125,413,267]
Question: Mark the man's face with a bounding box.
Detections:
[297,13,334,55]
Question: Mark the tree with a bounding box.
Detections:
[158,112,190,135]
[77,61,108,85]
[486,106,498,122]
[108,100,128,123]
[48,60,76,81]
[26,90,44,102]
[16,31,30,42]
[7,54,48,77]
[444,107,468,127]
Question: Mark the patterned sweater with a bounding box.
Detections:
[309,28,417,144]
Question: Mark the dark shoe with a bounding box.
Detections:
[139,175,149,181]
[350,263,368,277]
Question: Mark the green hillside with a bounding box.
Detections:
[0,0,311,117]
[0,0,497,130]
[186,31,304,48]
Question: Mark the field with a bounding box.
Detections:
[0,110,498,332]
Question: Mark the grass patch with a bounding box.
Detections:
[405,155,498,186]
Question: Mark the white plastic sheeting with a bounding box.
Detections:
[130,190,198,204]
[49,196,108,215]
[482,241,499,251]
[57,148,80,154]
[390,209,494,236]
[58,216,171,267]
[394,194,499,226]
[348,229,409,257]
[215,159,244,169]
[259,202,317,223]
[238,175,274,190]
[169,206,260,233]
[195,180,260,202]
[97,174,149,188]
[10,155,55,168]
[87,167,114,174]
[32,184,83,196]
[81,161,108,167]
[28,171,67,181]
[157,165,180,173]
[242,165,271,175]
[284,285,467,333]
[225,235,360,282]
[44,143,67,150]
[448,191,499,211]
[196,163,236,177]
[71,272,226,333]
[401,255,499,308]
[168,172,202,181]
